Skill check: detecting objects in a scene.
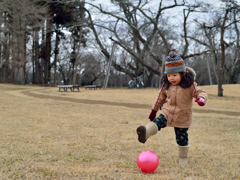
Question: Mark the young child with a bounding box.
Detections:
[136,51,207,164]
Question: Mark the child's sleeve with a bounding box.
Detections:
[151,87,167,112]
[192,82,208,100]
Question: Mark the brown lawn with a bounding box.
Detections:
[0,83,239,179]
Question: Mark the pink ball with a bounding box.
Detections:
[137,150,159,173]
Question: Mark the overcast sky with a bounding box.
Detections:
[86,0,226,24]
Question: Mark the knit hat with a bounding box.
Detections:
[164,52,186,74]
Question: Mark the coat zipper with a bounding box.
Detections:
[171,86,178,122]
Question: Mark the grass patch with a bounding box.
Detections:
[0,83,239,179]
[122,120,129,124]
[0,87,28,91]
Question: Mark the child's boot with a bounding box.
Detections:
[178,145,189,164]
[136,122,158,143]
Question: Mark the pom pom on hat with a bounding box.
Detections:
[169,51,177,58]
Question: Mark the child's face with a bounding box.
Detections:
[167,73,182,85]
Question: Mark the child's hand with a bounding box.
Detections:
[195,97,206,106]
[148,109,157,121]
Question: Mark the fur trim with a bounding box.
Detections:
[186,67,196,80]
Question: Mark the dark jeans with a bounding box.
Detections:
[153,114,189,146]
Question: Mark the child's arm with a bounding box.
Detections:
[149,87,167,121]
[192,82,208,106]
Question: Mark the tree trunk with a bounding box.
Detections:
[2,12,10,82]
[72,1,85,85]
[12,1,26,85]
[41,26,45,84]
[35,28,40,84]
[0,43,2,82]
[13,61,25,85]
[3,37,10,83]
[72,27,83,85]
[45,19,52,83]
[32,30,35,84]
[218,40,224,96]
[218,10,229,96]
[54,27,60,85]
[145,72,154,87]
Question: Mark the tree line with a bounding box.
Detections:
[0,0,239,96]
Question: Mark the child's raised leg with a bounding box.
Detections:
[137,122,158,143]
[136,114,167,143]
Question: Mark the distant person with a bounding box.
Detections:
[136,51,208,165]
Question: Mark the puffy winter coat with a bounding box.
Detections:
[152,82,207,128]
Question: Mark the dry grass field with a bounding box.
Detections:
[0,83,239,180]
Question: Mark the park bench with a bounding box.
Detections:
[84,85,102,90]
[57,85,80,92]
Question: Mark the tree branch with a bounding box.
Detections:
[109,37,161,75]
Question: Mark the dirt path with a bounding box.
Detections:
[22,90,240,117]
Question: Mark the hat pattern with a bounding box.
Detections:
[164,52,186,74]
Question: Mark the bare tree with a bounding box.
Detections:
[0,0,48,85]
[187,0,240,96]
[225,6,240,84]
[85,1,190,79]
[81,53,106,85]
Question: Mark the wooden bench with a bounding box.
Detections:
[84,85,102,90]
[57,85,80,92]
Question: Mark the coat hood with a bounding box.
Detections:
[186,67,196,80]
